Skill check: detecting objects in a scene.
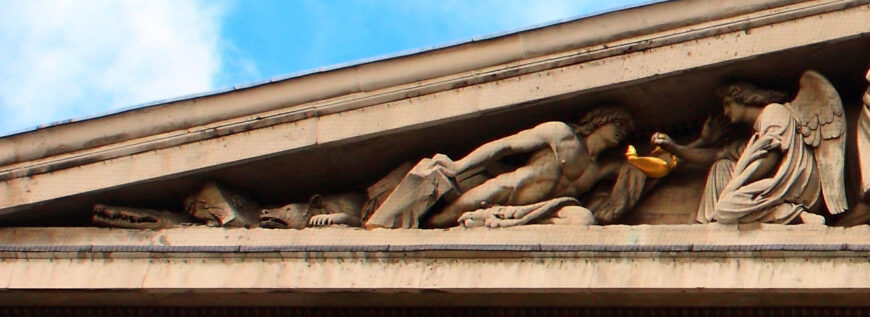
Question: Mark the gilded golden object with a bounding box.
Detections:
[625,145,677,178]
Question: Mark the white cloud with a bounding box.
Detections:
[0,0,225,135]
[406,0,652,42]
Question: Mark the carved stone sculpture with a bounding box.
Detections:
[80,69,867,231]
[259,192,366,229]
[360,161,414,222]
[364,106,641,229]
[858,68,870,199]
[184,182,260,228]
[666,71,845,224]
[92,204,195,229]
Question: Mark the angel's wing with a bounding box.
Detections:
[789,70,847,214]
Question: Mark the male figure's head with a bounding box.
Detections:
[577,106,634,154]
[717,82,788,124]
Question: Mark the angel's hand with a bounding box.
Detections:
[700,115,730,146]
[651,132,676,150]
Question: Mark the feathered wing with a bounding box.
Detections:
[789,70,847,214]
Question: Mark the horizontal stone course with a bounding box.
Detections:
[0,224,868,256]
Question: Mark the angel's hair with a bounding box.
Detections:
[577,106,634,136]
[716,82,788,107]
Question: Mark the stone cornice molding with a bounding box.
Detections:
[3,225,870,307]
[0,224,868,256]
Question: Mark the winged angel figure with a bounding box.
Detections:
[705,70,846,224]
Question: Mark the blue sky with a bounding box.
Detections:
[0,0,654,136]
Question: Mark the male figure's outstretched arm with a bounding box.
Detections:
[433,121,576,176]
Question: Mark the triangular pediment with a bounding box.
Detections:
[0,0,868,228]
[6,0,870,309]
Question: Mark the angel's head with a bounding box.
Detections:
[716,82,788,124]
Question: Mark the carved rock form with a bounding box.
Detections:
[360,161,414,222]
[92,204,194,230]
[364,157,459,229]
[184,182,260,228]
[260,192,366,229]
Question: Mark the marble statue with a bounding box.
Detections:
[259,193,366,229]
[364,106,642,229]
[657,70,846,224]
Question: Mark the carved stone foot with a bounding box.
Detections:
[458,206,531,228]
[458,208,499,228]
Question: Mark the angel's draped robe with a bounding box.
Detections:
[858,87,870,198]
[697,103,820,224]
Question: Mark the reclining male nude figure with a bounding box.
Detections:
[364,106,637,229]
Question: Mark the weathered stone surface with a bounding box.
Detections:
[91,204,194,229]
[4,223,867,251]
[2,224,870,307]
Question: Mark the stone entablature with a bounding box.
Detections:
[2,225,870,306]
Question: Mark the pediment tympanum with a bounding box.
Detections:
[0,1,868,232]
[67,68,870,231]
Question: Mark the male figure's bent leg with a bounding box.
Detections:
[425,168,535,228]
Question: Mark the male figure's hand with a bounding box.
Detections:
[430,154,458,177]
